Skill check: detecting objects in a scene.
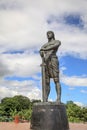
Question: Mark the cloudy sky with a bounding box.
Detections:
[0,0,87,106]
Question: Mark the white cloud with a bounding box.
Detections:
[0,51,42,101]
[0,10,46,52]
[0,0,87,59]
[60,68,87,87]
[47,16,87,59]
[0,79,41,101]
[74,101,84,107]
[0,57,11,77]
[0,0,87,101]
[0,52,41,77]
[0,87,18,101]
[61,75,87,87]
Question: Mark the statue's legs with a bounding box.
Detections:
[54,80,61,103]
[45,78,50,102]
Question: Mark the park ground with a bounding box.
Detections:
[0,122,87,130]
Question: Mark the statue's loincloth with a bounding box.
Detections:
[45,56,59,81]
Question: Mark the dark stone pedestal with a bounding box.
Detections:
[30,102,69,130]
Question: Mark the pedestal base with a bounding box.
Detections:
[30,102,69,130]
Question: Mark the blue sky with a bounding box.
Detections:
[0,0,87,106]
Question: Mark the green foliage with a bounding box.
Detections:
[0,95,31,116]
[0,96,86,123]
[17,108,32,121]
[0,116,13,122]
[12,95,31,110]
[0,95,41,122]
[66,101,87,122]
[1,95,31,112]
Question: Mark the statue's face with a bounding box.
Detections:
[47,31,53,39]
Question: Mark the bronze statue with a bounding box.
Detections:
[40,31,61,103]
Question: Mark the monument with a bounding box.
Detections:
[31,31,69,130]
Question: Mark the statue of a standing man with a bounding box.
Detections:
[40,31,61,103]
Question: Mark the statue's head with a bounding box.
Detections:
[47,31,55,40]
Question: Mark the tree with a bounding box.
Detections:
[0,95,42,121]
[12,95,31,110]
[0,95,31,116]
[66,101,87,122]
